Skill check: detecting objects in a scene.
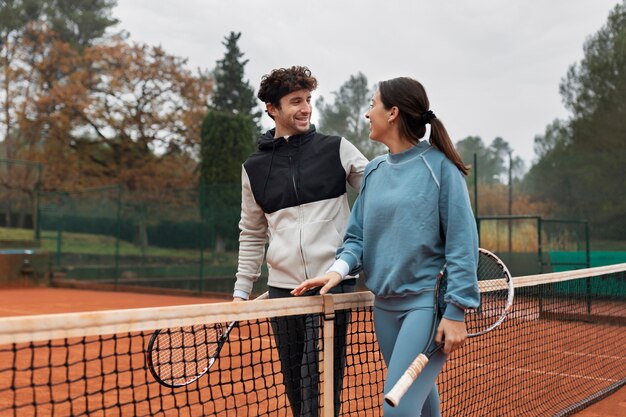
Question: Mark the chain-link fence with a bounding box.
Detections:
[0,158,255,293]
[477,215,590,276]
[2,155,622,294]
[36,183,256,293]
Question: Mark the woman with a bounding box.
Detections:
[291,77,480,417]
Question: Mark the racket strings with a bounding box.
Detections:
[466,252,514,336]
[152,324,222,386]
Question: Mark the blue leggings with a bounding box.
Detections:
[374,305,448,417]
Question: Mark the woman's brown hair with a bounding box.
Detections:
[378,77,469,175]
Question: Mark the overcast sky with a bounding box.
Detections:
[112,0,619,166]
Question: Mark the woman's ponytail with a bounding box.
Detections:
[429,118,469,176]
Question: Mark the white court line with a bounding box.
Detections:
[468,361,621,383]
[530,348,624,361]
[469,339,626,361]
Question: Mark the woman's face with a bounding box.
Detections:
[365,89,391,144]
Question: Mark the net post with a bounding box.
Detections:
[321,294,335,417]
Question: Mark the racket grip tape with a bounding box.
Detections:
[384,353,429,407]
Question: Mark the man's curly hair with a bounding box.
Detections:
[257,66,318,108]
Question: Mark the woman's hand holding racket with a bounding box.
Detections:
[435,317,468,355]
[384,248,514,407]
[146,291,269,388]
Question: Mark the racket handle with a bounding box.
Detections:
[384,353,429,407]
[255,291,269,300]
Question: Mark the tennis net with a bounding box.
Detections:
[0,263,625,416]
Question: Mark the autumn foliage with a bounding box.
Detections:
[3,23,212,193]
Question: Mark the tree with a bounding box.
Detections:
[456,135,527,216]
[210,31,261,124]
[0,0,116,229]
[76,39,211,252]
[12,30,211,190]
[76,40,212,187]
[560,1,626,124]
[200,111,256,252]
[1,1,41,160]
[456,136,524,185]
[0,4,218,251]
[532,118,571,161]
[316,72,386,159]
[43,0,118,49]
[490,137,525,180]
[4,24,212,249]
[527,2,626,238]
[1,0,118,158]
[523,121,576,211]
[457,136,499,185]
[200,32,258,252]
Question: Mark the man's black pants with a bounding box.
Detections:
[269,279,355,417]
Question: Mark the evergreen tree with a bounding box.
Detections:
[0,0,117,49]
[211,31,261,123]
[45,0,119,49]
[0,0,41,43]
[527,2,626,238]
[200,31,258,251]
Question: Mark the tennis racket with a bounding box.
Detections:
[384,248,514,407]
[147,291,269,388]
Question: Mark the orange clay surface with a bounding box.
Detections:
[0,287,229,317]
[0,287,624,416]
[571,385,626,417]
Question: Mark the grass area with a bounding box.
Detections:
[0,227,237,265]
[0,227,36,241]
[3,226,625,267]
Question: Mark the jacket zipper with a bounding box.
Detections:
[289,154,300,203]
[289,153,309,280]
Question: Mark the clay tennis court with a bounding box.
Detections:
[0,288,383,416]
[0,287,625,416]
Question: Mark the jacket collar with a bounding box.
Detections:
[257,125,317,150]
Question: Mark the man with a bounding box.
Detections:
[233,66,368,416]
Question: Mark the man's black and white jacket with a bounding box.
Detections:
[233,126,368,298]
